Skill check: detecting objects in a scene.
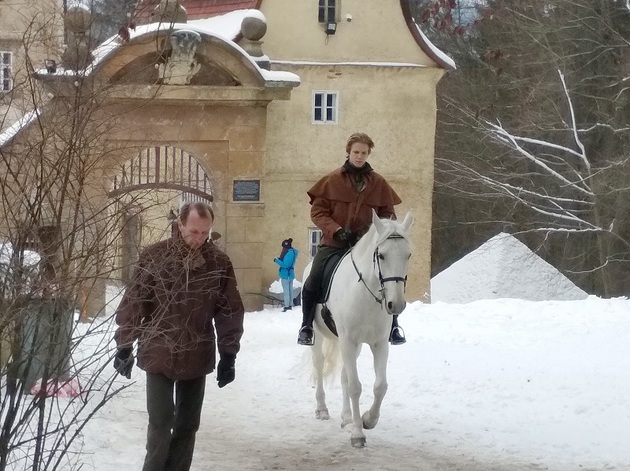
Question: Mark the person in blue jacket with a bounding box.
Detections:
[274,238,298,312]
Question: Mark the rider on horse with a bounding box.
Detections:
[297,132,406,346]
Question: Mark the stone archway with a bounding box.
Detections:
[32,13,298,313]
[109,145,214,201]
[108,145,214,282]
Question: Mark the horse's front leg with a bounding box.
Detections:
[312,336,330,420]
[340,341,365,447]
[362,341,389,430]
[340,366,352,428]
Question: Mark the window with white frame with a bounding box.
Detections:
[1,52,12,92]
[308,228,322,260]
[318,0,338,23]
[312,91,338,124]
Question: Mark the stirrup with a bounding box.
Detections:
[297,326,314,346]
[389,326,406,345]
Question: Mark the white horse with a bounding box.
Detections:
[304,210,413,447]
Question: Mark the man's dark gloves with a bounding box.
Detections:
[217,354,236,388]
[113,347,134,379]
[334,228,354,246]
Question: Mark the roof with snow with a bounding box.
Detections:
[85,10,297,86]
[399,0,455,70]
[135,0,262,22]
[0,10,298,148]
[431,233,588,303]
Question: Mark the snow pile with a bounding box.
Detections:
[431,232,588,303]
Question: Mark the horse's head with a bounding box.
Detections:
[363,210,413,315]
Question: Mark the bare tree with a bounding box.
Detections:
[412,0,630,295]
[0,4,206,470]
[441,70,630,290]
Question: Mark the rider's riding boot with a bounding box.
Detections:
[298,326,313,346]
[297,287,317,346]
[389,315,406,345]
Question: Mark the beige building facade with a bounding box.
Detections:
[0,0,453,313]
[260,0,451,302]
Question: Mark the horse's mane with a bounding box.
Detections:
[363,217,410,248]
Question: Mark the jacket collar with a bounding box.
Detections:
[342,159,373,175]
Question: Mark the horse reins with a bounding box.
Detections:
[350,234,408,306]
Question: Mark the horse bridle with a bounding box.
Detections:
[350,234,408,306]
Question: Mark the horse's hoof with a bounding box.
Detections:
[340,416,352,428]
[362,412,379,430]
[315,409,330,420]
[351,437,366,448]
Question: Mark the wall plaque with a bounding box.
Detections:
[232,179,260,202]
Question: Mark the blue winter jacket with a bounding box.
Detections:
[274,248,298,280]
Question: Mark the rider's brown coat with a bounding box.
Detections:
[307,165,402,248]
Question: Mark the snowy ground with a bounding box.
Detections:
[74,296,630,471]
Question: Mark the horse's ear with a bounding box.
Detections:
[401,211,413,232]
[372,209,385,233]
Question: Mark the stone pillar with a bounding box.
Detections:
[240,15,270,70]
[61,6,94,70]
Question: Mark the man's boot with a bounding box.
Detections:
[297,287,317,346]
[389,315,406,345]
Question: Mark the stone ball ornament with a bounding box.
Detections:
[65,6,91,34]
[241,16,267,41]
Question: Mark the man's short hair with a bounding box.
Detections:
[179,202,214,224]
[346,132,375,155]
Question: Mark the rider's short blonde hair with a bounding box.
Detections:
[345,133,375,155]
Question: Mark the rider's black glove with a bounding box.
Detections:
[333,228,354,246]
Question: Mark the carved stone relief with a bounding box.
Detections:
[158,29,202,85]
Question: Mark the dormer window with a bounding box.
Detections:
[318,0,338,34]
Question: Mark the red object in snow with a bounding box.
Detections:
[30,377,82,398]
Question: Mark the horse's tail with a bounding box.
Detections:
[319,335,341,382]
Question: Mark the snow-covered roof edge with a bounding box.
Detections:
[37,9,299,86]
[0,109,39,148]
[271,60,427,68]
[399,0,456,71]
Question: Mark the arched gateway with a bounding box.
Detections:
[111,145,214,203]
[109,145,214,283]
[28,9,299,314]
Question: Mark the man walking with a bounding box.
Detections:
[113,202,244,471]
